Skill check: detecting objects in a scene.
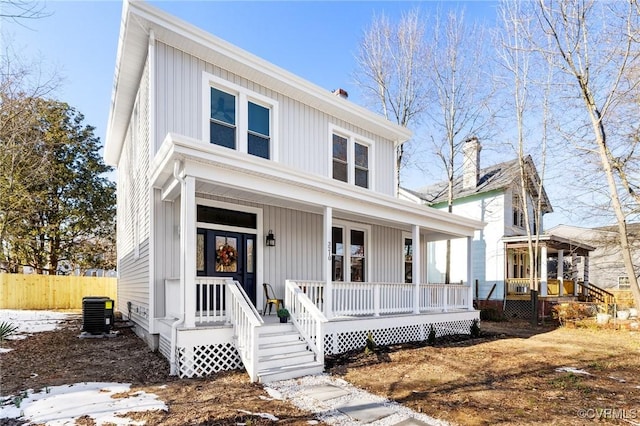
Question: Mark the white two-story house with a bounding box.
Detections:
[104,0,482,383]
[402,138,600,315]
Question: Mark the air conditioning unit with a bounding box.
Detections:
[82,297,114,334]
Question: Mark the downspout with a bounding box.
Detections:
[170,159,185,375]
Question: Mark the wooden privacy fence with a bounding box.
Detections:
[0,273,117,310]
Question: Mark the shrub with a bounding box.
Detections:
[470,319,481,338]
[427,325,436,345]
[552,302,593,326]
[364,332,376,355]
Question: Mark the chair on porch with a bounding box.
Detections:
[263,283,284,315]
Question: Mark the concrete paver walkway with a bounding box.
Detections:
[265,374,448,426]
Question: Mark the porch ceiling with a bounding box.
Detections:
[503,234,595,255]
[151,133,484,241]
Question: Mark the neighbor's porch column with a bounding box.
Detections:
[412,225,421,314]
[572,254,579,296]
[181,175,197,328]
[583,255,590,289]
[323,206,333,319]
[540,245,548,297]
[557,250,564,296]
[467,236,474,309]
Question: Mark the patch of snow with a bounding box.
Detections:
[608,376,626,383]
[0,348,12,354]
[264,387,283,400]
[0,382,167,425]
[555,367,592,376]
[0,310,71,335]
[237,409,279,421]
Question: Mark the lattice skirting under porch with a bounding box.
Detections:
[504,300,533,319]
[323,318,476,355]
[176,342,243,378]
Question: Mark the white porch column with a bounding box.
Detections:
[540,245,548,297]
[467,236,474,309]
[558,250,564,296]
[181,175,197,328]
[583,255,590,287]
[572,254,579,296]
[412,225,421,314]
[323,207,333,319]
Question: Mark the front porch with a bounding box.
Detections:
[160,277,477,382]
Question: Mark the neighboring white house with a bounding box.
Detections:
[104,1,482,382]
[401,138,596,304]
[548,223,640,291]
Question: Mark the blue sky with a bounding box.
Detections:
[4,0,583,229]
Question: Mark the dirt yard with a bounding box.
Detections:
[328,320,640,425]
[0,315,318,425]
[2,315,639,425]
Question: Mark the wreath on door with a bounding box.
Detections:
[216,243,238,267]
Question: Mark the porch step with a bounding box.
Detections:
[257,360,324,383]
[259,330,302,345]
[258,350,316,370]
[258,340,308,356]
[253,322,324,383]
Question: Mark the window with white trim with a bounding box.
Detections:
[204,73,278,160]
[332,223,369,282]
[619,276,630,289]
[330,126,373,189]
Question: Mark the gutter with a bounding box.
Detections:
[169,159,186,375]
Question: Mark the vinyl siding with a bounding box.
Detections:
[154,41,396,196]
[117,59,151,329]
[156,194,411,307]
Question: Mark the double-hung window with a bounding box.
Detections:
[204,72,278,160]
[330,126,373,189]
[210,87,236,149]
[332,223,369,282]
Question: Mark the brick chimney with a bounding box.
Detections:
[462,137,481,190]
[332,88,348,99]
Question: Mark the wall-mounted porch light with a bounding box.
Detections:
[266,230,276,247]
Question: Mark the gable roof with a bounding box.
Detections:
[104,0,412,165]
[405,155,553,213]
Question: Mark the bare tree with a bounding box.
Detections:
[532,0,640,309]
[354,9,430,190]
[426,7,494,283]
[0,0,49,21]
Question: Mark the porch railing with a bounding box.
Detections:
[226,280,263,382]
[195,277,230,324]
[420,283,469,311]
[285,280,327,365]
[507,278,577,297]
[294,280,472,316]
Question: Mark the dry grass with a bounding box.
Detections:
[329,320,640,425]
[2,315,639,425]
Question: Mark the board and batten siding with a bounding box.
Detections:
[153,41,396,196]
[117,59,152,329]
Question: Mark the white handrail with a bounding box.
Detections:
[285,280,327,365]
[194,277,230,323]
[226,281,263,382]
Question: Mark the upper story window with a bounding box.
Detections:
[618,276,630,289]
[210,87,236,149]
[332,134,348,182]
[512,193,525,228]
[203,72,278,161]
[330,125,373,189]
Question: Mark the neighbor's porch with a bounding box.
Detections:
[503,234,596,300]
